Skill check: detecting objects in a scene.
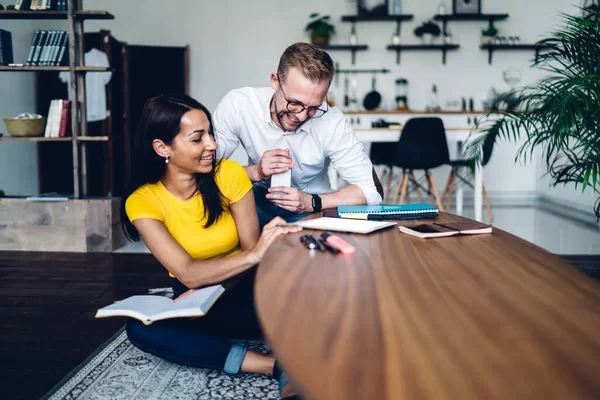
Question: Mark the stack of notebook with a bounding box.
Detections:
[337,203,439,220]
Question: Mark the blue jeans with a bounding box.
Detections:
[126,268,263,374]
[253,184,312,230]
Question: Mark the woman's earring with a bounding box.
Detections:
[165,155,169,164]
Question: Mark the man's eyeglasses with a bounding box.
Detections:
[277,76,328,119]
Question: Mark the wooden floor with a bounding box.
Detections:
[0,251,171,400]
[1,251,598,400]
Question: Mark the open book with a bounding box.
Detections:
[95,284,225,325]
[399,221,492,239]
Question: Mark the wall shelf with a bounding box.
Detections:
[341,15,414,22]
[480,44,550,64]
[433,13,509,23]
[0,136,72,142]
[77,136,109,142]
[386,44,460,64]
[318,44,368,64]
[0,10,113,20]
[434,13,509,39]
[0,66,111,72]
[0,10,68,19]
[341,14,414,43]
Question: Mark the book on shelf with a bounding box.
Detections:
[96,284,225,325]
[44,99,70,138]
[338,203,439,220]
[399,221,492,239]
[0,29,14,66]
[25,30,68,66]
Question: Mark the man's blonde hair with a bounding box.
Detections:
[277,42,335,84]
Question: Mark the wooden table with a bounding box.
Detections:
[255,212,600,400]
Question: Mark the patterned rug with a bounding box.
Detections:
[42,289,279,400]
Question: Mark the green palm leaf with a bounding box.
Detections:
[465,8,600,220]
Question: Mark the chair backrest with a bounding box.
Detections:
[369,142,396,167]
[392,117,450,170]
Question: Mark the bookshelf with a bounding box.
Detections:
[0,1,115,199]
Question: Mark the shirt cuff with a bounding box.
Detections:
[358,184,382,205]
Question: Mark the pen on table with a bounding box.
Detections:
[318,238,340,254]
[306,234,324,251]
[300,235,317,250]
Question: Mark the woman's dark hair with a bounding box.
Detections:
[120,94,226,241]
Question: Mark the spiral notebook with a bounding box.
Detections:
[337,203,439,220]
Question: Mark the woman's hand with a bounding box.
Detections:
[247,217,302,265]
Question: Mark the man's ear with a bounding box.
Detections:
[270,72,278,91]
[152,139,169,158]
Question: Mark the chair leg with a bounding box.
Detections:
[441,168,454,205]
[385,166,394,203]
[392,171,408,204]
[445,171,456,212]
[482,184,494,222]
[426,172,444,211]
[393,171,410,204]
[410,172,423,203]
[399,171,410,204]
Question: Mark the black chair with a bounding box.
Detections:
[442,130,494,221]
[369,141,397,201]
[390,117,449,210]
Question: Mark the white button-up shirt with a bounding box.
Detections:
[213,87,381,205]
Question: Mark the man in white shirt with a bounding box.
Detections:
[214,42,382,228]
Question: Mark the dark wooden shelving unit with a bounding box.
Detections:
[0,66,111,72]
[318,44,368,64]
[73,10,114,20]
[0,10,114,20]
[0,136,72,142]
[480,43,550,64]
[386,44,460,64]
[0,3,115,198]
[0,10,68,19]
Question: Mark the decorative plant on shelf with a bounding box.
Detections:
[414,20,441,44]
[481,23,499,45]
[465,8,600,220]
[305,13,335,45]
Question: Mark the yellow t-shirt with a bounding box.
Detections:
[125,159,252,276]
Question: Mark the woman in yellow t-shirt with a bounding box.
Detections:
[120,94,301,398]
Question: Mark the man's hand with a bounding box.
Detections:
[266,186,313,213]
[254,148,293,181]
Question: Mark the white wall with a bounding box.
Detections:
[0,20,39,196]
[2,0,593,213]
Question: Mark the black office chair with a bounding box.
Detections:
[390,117,450,210]
[369,141,397,201]
[442,130,495,221]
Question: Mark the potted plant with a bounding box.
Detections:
[414,20,442,44]
[465,8,600,220]
[481,23,498,45]
[305,13,335,45]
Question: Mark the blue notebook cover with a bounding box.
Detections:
[338,203,438,216]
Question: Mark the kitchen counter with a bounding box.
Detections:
[343,109,491,115]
